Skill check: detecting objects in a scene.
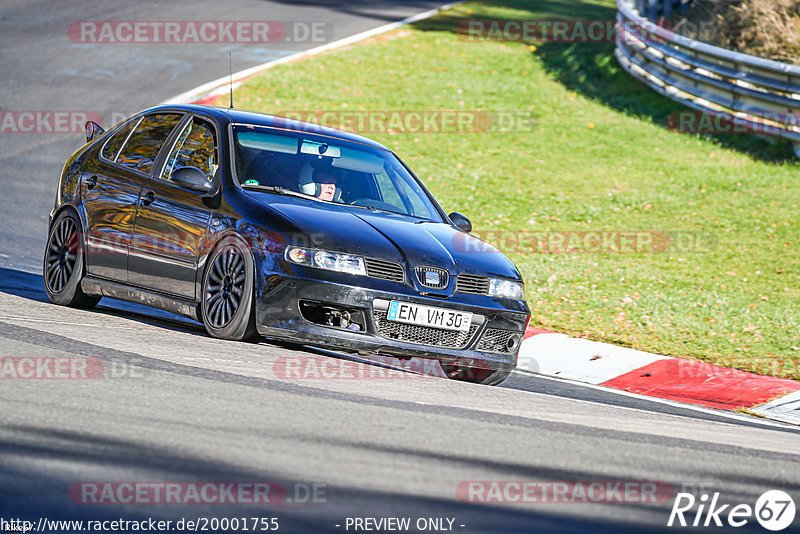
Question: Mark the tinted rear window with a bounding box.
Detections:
[116,113,183,174]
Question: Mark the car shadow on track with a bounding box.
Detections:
[0,266,206,335]
[0,423,681,533]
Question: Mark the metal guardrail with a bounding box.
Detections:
[615,0,800,153]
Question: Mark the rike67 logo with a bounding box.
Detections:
[668,489,796,531]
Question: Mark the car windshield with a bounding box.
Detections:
[232,125,443,222]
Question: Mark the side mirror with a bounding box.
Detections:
[85,121,105,143]
[172,166,216,195]
[449,212,472,233]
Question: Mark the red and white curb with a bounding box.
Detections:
[519,327,800,425]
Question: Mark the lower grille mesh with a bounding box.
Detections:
[476,328,520,354]
[373,311,479,349]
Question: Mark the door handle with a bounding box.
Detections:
[141,190,155,206]
[86,175,97,190]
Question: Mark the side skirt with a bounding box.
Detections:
[81,276,200,321]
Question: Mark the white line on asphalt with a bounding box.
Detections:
[160,2,461,106]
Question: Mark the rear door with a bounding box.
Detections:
[127,115,219,299]
[82,113,183,281]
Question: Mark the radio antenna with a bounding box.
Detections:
[228,51,234,109]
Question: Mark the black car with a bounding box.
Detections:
[45,105,530,385]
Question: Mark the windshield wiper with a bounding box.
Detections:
[241,184,316,200]
[348,202,424,219]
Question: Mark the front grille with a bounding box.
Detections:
[416,266,449,289]
[373,311,479,349]
[476,328,521,354]
[364,258,404,283]
[456,273,490,295]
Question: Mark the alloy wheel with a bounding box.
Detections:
[45,216,78,293]
[205,246,246,328]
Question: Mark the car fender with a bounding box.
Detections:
[193,224,282,304]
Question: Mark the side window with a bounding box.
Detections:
[101,116,140,162]
[160,118,218,183]
[116,113,183,174]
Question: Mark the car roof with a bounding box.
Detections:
[144,104,390,151]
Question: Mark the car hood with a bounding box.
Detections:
[244,192,521,280]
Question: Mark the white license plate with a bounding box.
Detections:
[386,301,472,332]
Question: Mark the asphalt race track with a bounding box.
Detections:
[1,2,799,533]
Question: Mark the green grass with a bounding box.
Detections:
[224,0,800,379]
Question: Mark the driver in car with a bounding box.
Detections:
[315,173,337,201]
[299,164,341,202]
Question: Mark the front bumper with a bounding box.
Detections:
[254,276,528,372]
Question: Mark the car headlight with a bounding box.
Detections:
[488,278,524,299]
[285,246,366,276]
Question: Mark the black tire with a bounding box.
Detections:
[441,362,512,386]
[200,238,260,342]
[43,210,101,308]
